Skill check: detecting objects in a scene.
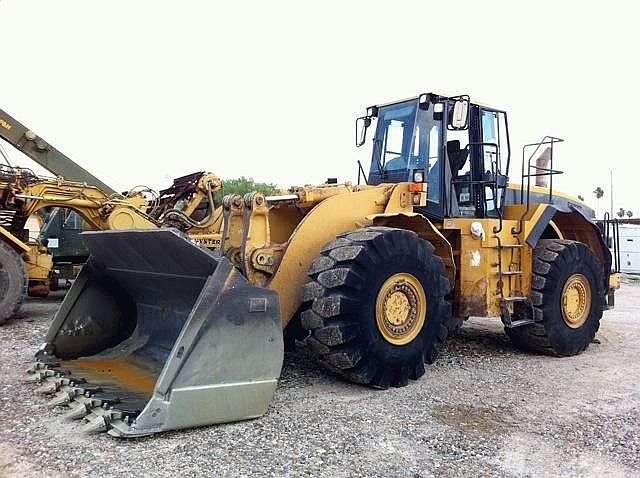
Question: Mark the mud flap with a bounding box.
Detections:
[29,229,284,437]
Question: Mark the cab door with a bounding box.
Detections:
[413,102,446,219]
[446,104,510,219]
[479,108,509,217]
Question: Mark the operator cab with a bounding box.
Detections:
[356,93,510,221]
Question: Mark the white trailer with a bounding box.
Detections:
[617,223,640,275]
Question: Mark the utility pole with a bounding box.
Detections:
[610,170,614,218]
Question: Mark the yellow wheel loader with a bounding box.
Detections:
[26,93,621,437]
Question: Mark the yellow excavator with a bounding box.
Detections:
[26,93,621,438]
[0,107,223,323]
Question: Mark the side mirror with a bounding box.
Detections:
[418,93,431,110]
[356,116,371,147]
[449,98,470,130]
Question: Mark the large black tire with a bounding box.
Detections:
[298,227,451,389]
[0,241,28,324]
[506,239,605,356]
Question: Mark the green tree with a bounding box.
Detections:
[214,176,278,205]
[593,187,604,216]
[626,210,633,218]
[617,208,626,218]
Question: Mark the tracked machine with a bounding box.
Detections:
[26,93,620,437]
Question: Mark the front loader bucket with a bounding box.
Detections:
[27,229,284,437]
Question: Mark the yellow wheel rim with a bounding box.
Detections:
[375,273,427,345]
[561,273,592,328]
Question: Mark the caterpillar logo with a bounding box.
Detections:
[0,118,12,131]
[193,237,222,250]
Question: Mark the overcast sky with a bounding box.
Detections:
[1,1,638,216]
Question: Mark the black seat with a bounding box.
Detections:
[446,140,469,174]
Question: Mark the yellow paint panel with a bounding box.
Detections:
[507,183,586,205]
[0,117,12,130]
[609,272,621,290]
[0,225,30,253]
[268,186,394,326]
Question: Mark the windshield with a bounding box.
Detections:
[368,99,443,205]
[369,101,417,177]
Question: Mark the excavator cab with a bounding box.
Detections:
[357,94,511,221]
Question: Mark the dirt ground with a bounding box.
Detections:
[0,284,638,478]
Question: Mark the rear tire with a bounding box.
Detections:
[298,227,451,389]
[506,239,604,356]
[0,242,28,324]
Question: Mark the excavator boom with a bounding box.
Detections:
[0,108,115,195]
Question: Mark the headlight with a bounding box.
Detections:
[413,170,425,183]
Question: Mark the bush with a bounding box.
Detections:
[214,177,278,205]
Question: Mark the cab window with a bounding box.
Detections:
[481,109,508,216]
[414,107,442,204]
[381,119,410,171]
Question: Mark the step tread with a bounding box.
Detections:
[505,318,535,328]
[502,296,528,302]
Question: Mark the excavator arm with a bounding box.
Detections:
[0,169,222,316]
[12,179,157,231]
[0,108,115,195]
[0,106,223,237]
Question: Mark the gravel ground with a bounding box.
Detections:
[0,284,638,478]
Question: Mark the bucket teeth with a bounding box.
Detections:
[26,362,49,374]
[34,377,71,395]
[82,407,124,434]
[48,387,83,408]
[64,397,103,420]
[24,370,55,383]
[27,358,132,435]
[82,415,108,434]
[35,381,60,395]
[65,403,91,420]
[48,391,73,407]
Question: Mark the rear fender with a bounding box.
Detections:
[526,205,612,292]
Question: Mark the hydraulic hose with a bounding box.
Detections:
[161,181,218,229]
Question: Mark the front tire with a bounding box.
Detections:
[298,227,451,388]
[506,239,604,356]
[0,242,28,324]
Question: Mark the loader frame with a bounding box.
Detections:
[25,92,620,438]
